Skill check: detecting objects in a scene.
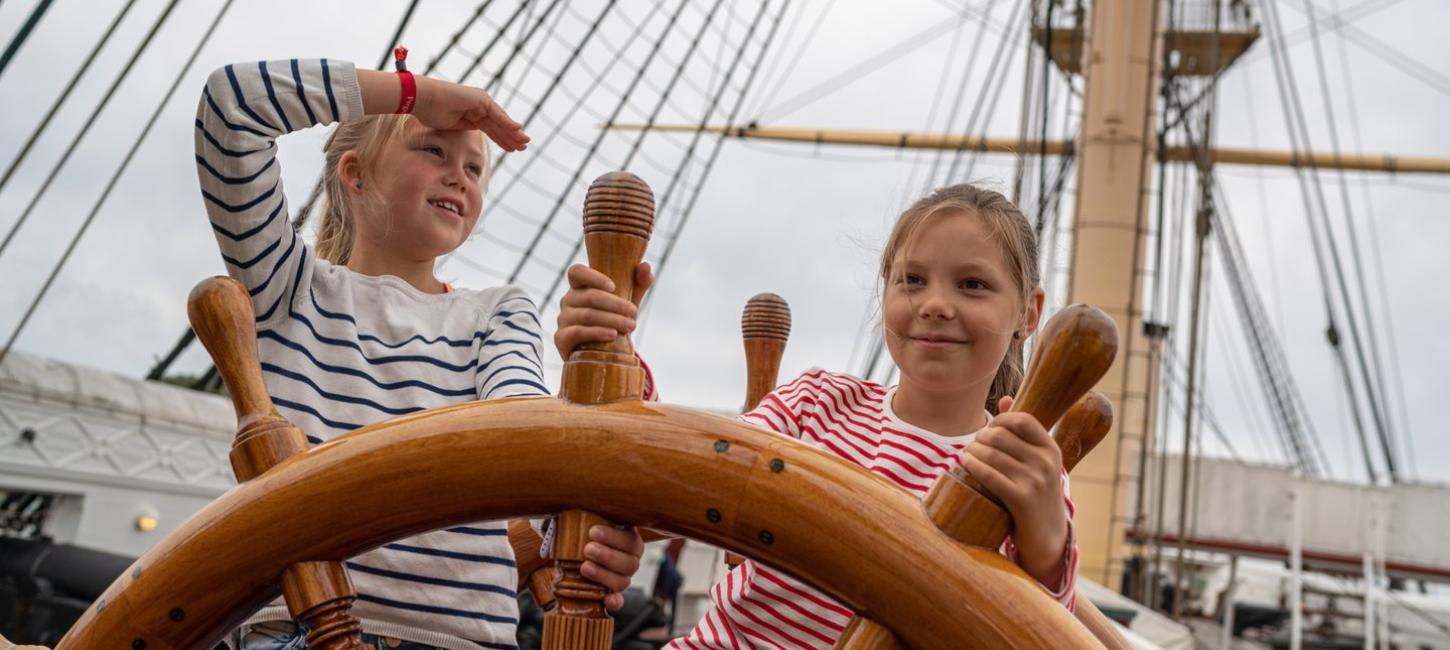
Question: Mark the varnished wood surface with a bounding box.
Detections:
[727,292,792,569]
[834,617,906,650]
[1056,391,1113,473]
[1013,304,1120,430]
[557,172,654,406]
[188,275,365,649]
[740,292,790,413]
[564,171,654,372]
[509,519,559,610]
[549,172,659,647]
[58,397,1099,649]
[186,277,276,427]
[924,305,1119,546]
[1072,598,1134,650]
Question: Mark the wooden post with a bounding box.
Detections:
[740,292,792,413]
[544,172,655,650]
[187,277,365,649]
[724,292,791,568]
[835,617,907,650]
[510,519,560,612]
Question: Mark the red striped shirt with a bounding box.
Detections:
[669,369,1078,649]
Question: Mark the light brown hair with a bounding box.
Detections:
[879,183,1041,414]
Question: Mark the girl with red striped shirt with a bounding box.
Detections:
[557,184,1076,649]
[687,184,1075,649]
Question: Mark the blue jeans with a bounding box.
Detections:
[238,621,443,650]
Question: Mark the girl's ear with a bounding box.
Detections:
[338,150,363,194]
[1022,286,1046,337]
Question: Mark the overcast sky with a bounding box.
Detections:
[1,0,1446,487]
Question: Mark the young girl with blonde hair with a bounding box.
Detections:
[196,56,645,650]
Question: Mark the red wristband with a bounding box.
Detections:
[394,46,416,114]
[397,71,416,114]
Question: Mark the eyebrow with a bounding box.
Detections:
[415,130,485,160]
[900,257,994,270]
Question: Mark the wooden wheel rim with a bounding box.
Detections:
[59,397,1098,649]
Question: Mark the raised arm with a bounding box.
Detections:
[194,59,361,326]
[196,60,528,328]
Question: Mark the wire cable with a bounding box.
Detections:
[0,0,53,78]
[633,0,792,323]
[1301,0,1401,476]
[754,5,1004,125]
[532,0,772,309]
[0,0,233,370]
[0,0,139,201]
[0,0,183,263]
[1262,0,1396,481]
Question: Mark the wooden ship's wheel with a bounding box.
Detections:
[55,172,1126,649]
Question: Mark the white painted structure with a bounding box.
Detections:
[1139,455,1450,582]
[0,350,234,557]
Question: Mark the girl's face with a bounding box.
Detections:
[883,210,1039,396]
[356,120,487,262]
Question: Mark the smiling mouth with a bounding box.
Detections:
[428,199,463,217]
[910,336,966,346]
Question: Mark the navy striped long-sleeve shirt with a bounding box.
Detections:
[196,58,546,649]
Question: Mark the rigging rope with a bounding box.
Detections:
[1,0,234,371]
[541,0,786,317]
[0,0,140,215]
[1300,0,1401,476]
[0,0,53,78]
[741,0,819,119]
[0,0,183,264]
[1261,0,1396,481]
[1329,0,1416,478]
[754,5,1006,125]
[640,0,799,317]
[466,0,672,230]
[919,0,1002,192]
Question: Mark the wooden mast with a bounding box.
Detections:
[609,0,1450,592]
[1060,0,1164,591]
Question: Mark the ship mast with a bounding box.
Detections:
[608,0,1450,596]
[1059,0,1164,594]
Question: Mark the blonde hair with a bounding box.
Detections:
[315,115,492,265]
[879,183,1041,414]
